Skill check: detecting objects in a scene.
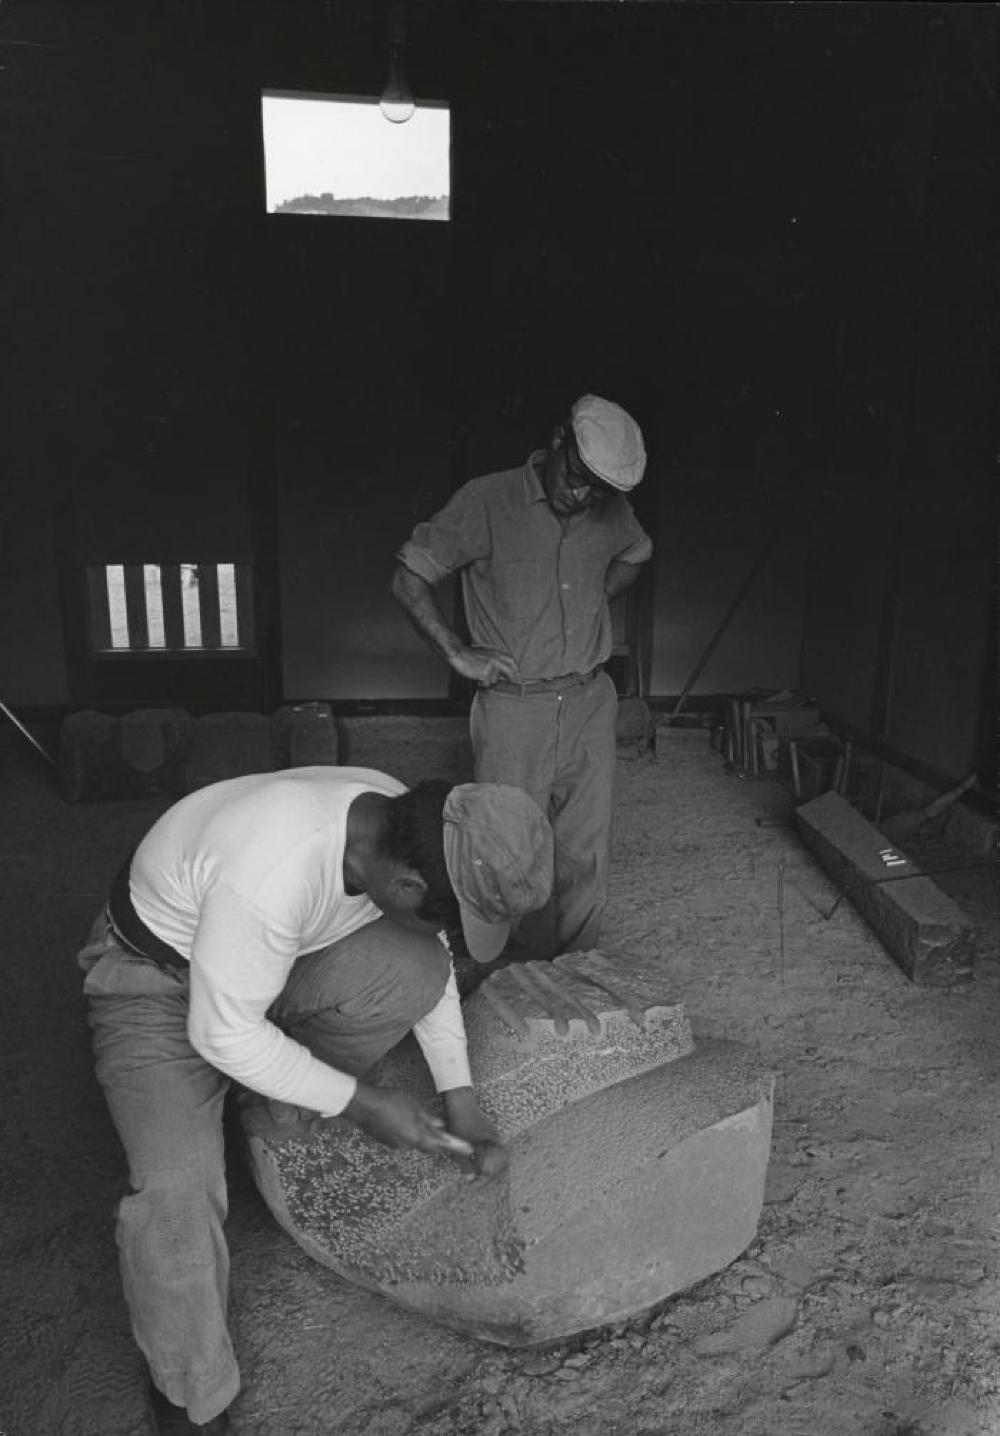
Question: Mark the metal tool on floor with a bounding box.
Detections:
[776,859,786,984]
[0,698,54,764]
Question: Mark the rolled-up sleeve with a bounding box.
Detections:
[396,478,492,586]
[615,505,653,566]
[411,967,473,1093]
[187,884,359,1117]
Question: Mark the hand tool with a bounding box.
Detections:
[431,1129,476,1157]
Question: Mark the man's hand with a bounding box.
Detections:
[391,566,518,689]
[443,1086,509,1180]
[449,645,519,689]
[345,1082,465,1156]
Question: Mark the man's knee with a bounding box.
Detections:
[277,918,452,1029]
[117,1167,228,1276]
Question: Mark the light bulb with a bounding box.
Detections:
[380,42,414,124]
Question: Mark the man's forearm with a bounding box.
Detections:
[390,564,465,664]
[412,967,474,1095]
[390,563,519,687]
[605,559,645,602]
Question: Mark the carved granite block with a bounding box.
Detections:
[243,950,774,1345]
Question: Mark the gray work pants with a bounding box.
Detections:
[470,668,618,957]
[78,910,451,1424]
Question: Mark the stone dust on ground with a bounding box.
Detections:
[1,728,998,1436]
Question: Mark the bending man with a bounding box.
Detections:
[78,767,552,1435]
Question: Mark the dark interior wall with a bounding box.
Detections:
[255,3,458,699]
[789,5,998,781]
[450,3,995,776]
[1,0,460,706]
[446,4,819,699]
[2,0,276,708]
[268,218,453,699]
[1,2,995,784]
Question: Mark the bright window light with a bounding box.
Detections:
[106,565,129,648]
[89,561,256,655]
[181,564,203,647]
[144,564,166,648]
[218,563,239,647]
[261,90,450,221]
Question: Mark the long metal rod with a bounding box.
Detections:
[671,521,783,719]
[0,699,55,764]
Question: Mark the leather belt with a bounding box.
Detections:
[108,853,188,972]
[487,669,600,697]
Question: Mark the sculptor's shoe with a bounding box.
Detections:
[147,1380,235,1435]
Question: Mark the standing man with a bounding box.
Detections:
[392,394,651,959]
[78,768,552,1435]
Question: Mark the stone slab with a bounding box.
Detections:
[58,711,120,803]
[271,703,339,768]
[336,715,473,787]
[118,709,191,794]
[243,950,774,1345]
[796,791,976,985]
[615,698,653,753]
[60,705,347,801]
[181,712,275,791]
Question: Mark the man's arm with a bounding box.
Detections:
[390,563,519,688]
[188,887,463,1156]
[605,557,646,602]
[412,965,509,1179]
[343,1082,470,1156]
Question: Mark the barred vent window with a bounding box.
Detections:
[87,562,254,654]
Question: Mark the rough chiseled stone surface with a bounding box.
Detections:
[243,949,774,1345]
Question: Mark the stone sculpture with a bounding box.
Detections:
[242,950,774,1346]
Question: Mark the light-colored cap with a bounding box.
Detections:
[443,783,553,963]
[571,393,647,492]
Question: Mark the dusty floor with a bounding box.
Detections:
[2,726,999,1436]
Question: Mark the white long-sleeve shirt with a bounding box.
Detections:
[129,767,472,1115]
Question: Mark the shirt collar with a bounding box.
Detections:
[523,450,550,504]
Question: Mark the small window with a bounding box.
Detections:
[261,90,450,221]
[87,562,255,656]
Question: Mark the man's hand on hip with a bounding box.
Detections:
[450,645,519,688]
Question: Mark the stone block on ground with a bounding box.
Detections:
[336,716,473,787]
[183,712,274,791]
[654,721,713,760]
[118,709,191,796]
[615,698,652,752]
[58,711,121,802]
[271,703,339,768]
[796,791,976,985]
[242,950,774,1346]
